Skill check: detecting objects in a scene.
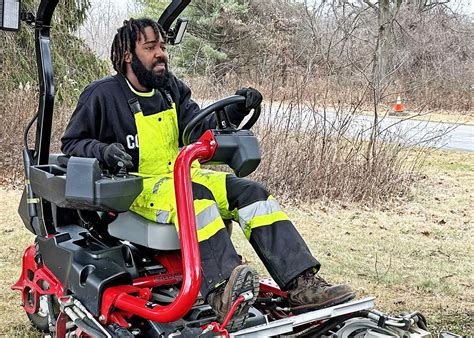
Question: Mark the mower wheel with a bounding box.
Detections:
[27,312,49,333]
[26,295,59,333]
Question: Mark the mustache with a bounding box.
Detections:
[153,58,167,67]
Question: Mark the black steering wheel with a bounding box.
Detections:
[182,95,261,146]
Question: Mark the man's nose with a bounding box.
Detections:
[155,48,167,60]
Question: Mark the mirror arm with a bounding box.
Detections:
[21,11,36,26]
[168,18,188,45]
[158,0,191,32]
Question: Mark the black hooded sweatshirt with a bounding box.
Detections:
[61,74,248,172]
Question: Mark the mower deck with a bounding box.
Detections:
[231,297,375,337]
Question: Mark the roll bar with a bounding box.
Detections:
[33,0,58,166]
[158,0,191,32]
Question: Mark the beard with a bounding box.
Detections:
[131,55,171,89]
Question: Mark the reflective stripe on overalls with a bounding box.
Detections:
[237,196,289,239]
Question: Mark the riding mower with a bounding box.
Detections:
[2,0,439,337]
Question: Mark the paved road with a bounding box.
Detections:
[198,99,473,153]
[343,114,473,152]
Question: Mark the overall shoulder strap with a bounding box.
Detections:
[114,73,142,114]
[160,89,174,107]
[161,77,180,111]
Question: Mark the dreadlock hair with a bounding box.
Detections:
[111,18,167,74]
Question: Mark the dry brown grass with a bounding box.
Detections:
[0,87,71,188]
[0,189,41,337]
[233,150,474,335]
[191,75,445,205]
[0,149,472,336]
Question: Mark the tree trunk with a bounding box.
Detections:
[367,0,401,167]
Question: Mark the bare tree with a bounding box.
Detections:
[77,0,141,59]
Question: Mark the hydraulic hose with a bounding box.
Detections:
[406,311,428,330]
[74,318,108,338]
[22,113,40,231]
[297,311,369,337]
[23,112,38,151]
[63,303,110,338]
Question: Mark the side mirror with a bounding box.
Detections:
[0,0,21,31]
[167,18,188,45]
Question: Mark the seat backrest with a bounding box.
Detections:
[108,211,180,250]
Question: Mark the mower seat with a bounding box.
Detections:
[108,211,180,250]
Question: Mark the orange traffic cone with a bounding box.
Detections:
[394,94,404,113]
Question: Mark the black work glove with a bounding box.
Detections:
[102,143,133,170]
[235,87,263,110]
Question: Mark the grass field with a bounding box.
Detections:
[358,109,474,126]
[0,149,472,336]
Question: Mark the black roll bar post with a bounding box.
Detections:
[158,0,191,31]
[33,0,58,166]
[22,0,59,237]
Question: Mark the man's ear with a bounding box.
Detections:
[124,51,132,64]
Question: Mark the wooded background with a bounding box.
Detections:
[0,0,472,202]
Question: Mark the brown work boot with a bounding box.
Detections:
[288,270,355,313]
[207,265,259,332]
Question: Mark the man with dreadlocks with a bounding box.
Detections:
[61,18,354,331]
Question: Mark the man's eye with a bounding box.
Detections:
[146,46,154,51]
[161,46,167,52]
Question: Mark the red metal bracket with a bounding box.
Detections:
[259,278,287,298]
[12,244,64,314]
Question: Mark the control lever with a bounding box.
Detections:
[115,160,128,177]
[114,154,129,177]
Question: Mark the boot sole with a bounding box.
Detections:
[225,266,260,332]
[291,292,356,314]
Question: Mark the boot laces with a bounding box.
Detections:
[208,285,226,311]
[300,272,331,288]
